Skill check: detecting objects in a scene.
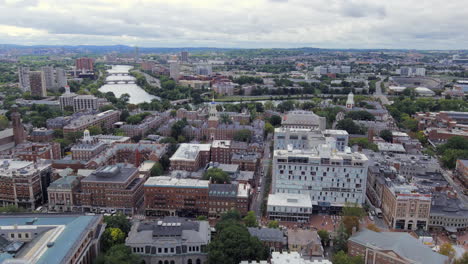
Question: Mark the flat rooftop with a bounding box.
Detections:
[0,214,102,264]
[170,143,211,161]
[268,193,312,208]
[144,176,209,188]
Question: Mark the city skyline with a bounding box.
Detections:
[0,0,467,49]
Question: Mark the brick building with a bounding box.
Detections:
[455,159,468,188]
[80,164,145,214]
[208,183,250,217]
[63,110,120,136]
[381,182,431,230]
[169,143,211,171]
[75,57,95,72]
[348,229,449,264]
[144,176,251,218]
[144,176,210,217]
[28,128,54,142]
[0,142,61,162]
[0,160,52,209]
[47,176,81,212]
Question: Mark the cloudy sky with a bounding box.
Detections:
[0,0,466,49]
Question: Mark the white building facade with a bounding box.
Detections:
[271,143,369,214]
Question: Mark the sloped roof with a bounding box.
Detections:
[349,229,448,264]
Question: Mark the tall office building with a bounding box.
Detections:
[18,66,30,92]
[55,67,68,88]
[29,71,46,97]
[75,57,95,72]
[181,51,189,61]
[196,64,212,76]
[41,66,55,91]
[169,60,180,80]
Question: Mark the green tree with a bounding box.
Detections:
[269,115,282,127]
[332,250,364,264]
[233,129,252,142]
[345,110,376,121]
[220,113,233,124]
[96,244,142,264]
[203,168,231,184]
[101,227,126,251]
[439,243,456,259]
[171,119,187,138]
[341,203,365,235]
[453,252,468,264]
[264,101,275,111]
[318,229,330,246]
[88,125,102,135]
[336,118,363,134]
[277,100,295,113]
[437,136,468,168]
[333,224,349,253]
[196,215,208,221]
[207,219,268,264]
[150,162,164,176]
[243,211,258,227]
[379,129,393,142]
[348,138,378,151]
[267,220,279,229]
[0,115,9,130]
[264,122,274,136]
[0,205,25,213]
[103,213,131,234]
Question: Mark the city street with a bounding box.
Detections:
[374,76,391,105]
[251,134,273,219]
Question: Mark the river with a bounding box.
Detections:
[99,65,159,104]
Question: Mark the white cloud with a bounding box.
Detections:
[0,0,466,49]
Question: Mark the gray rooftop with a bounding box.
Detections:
[349,229,448,264]
[248,227,286,244]
[82,165,137,183]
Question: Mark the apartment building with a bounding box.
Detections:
[63,110,120,135]
[0,159,52,209]
[73,95,99,112]
[271,142,368,214]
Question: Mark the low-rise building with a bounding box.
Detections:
[429,191,468,232]
[0,214,105,264]
[47,176,81,212]
[269,252,332,264]
[348,229,449,264]
[247,227,286,252]
[267,193,312,223]
[287,229,324,258]
[126,217,210,264]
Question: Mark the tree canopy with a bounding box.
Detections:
[203,168,231,184]
[96,244,142,264]
[243,211,258,227]
[207,210,269,264]
[345,110,376,121]
[233,129,252,142]
[336,118,364,135]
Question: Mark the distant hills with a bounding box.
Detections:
[0,44,465,54]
